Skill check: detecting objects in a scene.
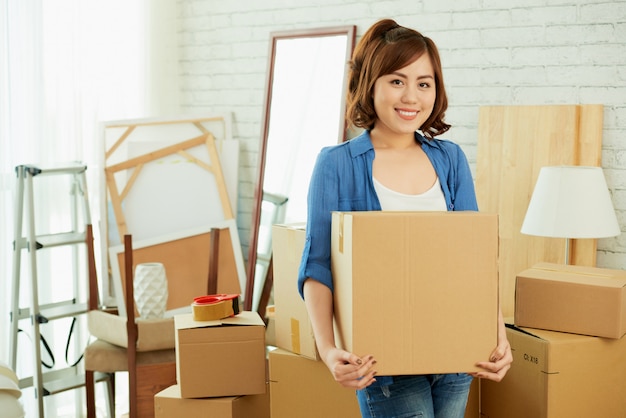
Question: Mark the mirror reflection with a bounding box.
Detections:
[246,26,356,312]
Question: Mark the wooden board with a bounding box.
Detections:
[109,221,244,318]
[475,105,603,317]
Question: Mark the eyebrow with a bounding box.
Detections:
[389,71,434,80]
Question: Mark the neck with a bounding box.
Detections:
[370,128,416,150]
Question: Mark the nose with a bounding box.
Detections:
[401,85,418,104]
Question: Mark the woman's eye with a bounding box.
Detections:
[419,82,431,88]
[391,79,403,86]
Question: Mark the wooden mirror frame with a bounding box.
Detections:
[244,25,356,312]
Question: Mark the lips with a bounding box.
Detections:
[396,109,418,120]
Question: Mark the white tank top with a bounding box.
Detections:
[373,177,447,211]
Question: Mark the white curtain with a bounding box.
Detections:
[0,0,179,416]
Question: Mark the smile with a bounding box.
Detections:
[397,109,418,119]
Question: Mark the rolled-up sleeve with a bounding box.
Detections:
[297,147,338,298]
[450,143,478,211]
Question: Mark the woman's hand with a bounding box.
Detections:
[471,334,512,382]
[303,280,377,389]
[471,308,513,382]
[322,347,377,389]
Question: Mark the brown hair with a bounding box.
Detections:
[346,19,450,139]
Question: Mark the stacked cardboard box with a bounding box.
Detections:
[272,222,325,361]
[514,262,626,339]
[271,223,361,418]
[154,384,269,418]
[272,211,501,418]
[154,311,269,417]
[269,348,362,417]
[480,263,626,417]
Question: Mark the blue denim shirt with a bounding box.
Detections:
[297,130,478,298]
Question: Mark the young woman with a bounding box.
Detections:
[297,19,512,417]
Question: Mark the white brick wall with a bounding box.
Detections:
[177,0,626,269]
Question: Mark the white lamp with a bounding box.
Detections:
[521,165,621,264]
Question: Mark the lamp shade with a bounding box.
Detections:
[521,166,620,239]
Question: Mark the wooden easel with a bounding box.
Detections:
[105,120,233,240]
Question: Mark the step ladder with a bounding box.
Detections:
[9,162,99,417]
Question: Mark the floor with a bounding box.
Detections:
[18,372,130,418]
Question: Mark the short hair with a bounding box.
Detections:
[346,19,450,139]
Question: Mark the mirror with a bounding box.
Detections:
[245,25,357,313]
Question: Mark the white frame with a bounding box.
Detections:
[99,112,238,307]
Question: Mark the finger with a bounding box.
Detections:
[489,344,509,362]
[473,360,512,382]
[337,357,377,387]
[340,356,376,381]
[356,374,377,389]
[354,354,371,366]
[345,353,372,367]
[480,364,511,382]
[476,356,509,372]
[474,361,497,372]
[341,369,377,389]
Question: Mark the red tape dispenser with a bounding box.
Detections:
[191,294,240,321]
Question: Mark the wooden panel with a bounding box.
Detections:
[110,223,243,318]
[476,105,603,317]
[571,104,605,265]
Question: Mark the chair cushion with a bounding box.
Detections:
[84,340,176,372]
[87,311,176,351]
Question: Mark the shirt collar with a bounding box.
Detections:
[347,130,441,158]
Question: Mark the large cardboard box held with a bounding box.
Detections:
[272,223,319,360]
[480,322,626,417]
[268,348,361,418]
[154,384,269,418]
[331,211,499,376]
[174,311,266,398]
[515,262,626,338]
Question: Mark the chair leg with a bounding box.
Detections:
[106,372,115,418]
[85,370,96,418]
[129,367,137,418]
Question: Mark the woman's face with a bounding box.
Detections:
[372,53,436,137]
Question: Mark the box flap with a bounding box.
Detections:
[175,310,265,330]
[526,262,626,287]
[505,317,593,345]
[528,262,626,282]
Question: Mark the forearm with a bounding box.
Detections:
[302,278,336,358]
[498,308,506,333]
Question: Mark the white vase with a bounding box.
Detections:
[133,262,168,319]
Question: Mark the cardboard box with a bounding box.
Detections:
[272,223,320,360]
[268,348,361,418]
[154,384,269,418]
[480,322,626,417]
[515,262,626,338]
[331,211,499,376]
[465,379,479,418]
[174,311,266,398]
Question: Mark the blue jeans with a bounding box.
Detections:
[356,374,474,418]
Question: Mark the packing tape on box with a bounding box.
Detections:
[192,294,240,321]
